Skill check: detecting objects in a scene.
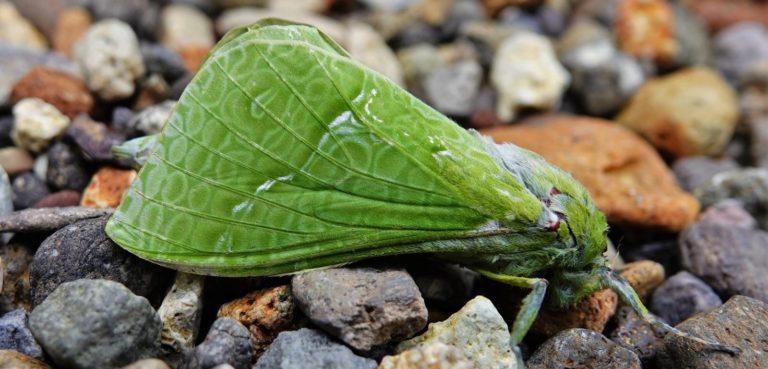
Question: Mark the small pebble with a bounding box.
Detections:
[0,166,12,220]
[608,306,665,362]
[11,97,70,154]
[182,318,252,369]
[0,238,35,312]
[672,156,739,193]
[526,328,641,369]
[121,358,171,369]
[713,22,768,83]
[80,167,137,209]
[0,309,44,359]
[0,349,51,369]
[140,43,189,86]
[378,342,473,369]
[0,206,112,233]
[697,199,757,229]
[31,190,82,208]
[253,328,376,369]
[695,168,768,229]
[29,279,162,369]
[423,60,482,116]
[9,67,93,119]
[65,114,125,162]
[0,147,34,176]
[618,260,665,301]
[0,45,79,107]
[614,0,677,65]
[159,4,215,52]
[46,142,90,192]
[52,7,91,57]
[90,0,149,28]
[531,288,617,338]
[11,172,50,210]
[651,271,722,326]
[157,272,204,367]
[129,100,176,135]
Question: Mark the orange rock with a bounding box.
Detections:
[10,67,93,119]
[178,46,211,73]
[615,0,678,64]
[619,260,665,301]
[481,0,544,17]
[482,115,699,231]
[617,67,738,158]
[532,289,618,337]
[80,167,137,208]
[52,7,91,57]
[0,350,51,369]
[687,0,768,33]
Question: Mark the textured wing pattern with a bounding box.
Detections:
[106,21,537,276]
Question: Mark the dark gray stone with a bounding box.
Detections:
[679,221,768,303]
[672,156,739,193]
[253,328,376,369]
[405,259,478,311]
[526,328,641,369]
[423,60,482,117]
[65,115,125,162]
[11,172,50,210]
[30,216,170,306]
[0,116,14,148]
[292,266,427,352]
[713,22,768,83]
[0,309,43,359]
[651,271,722,326]
[657,295,768,369]
[182,318,251,369]
[609,306,664,363]
[46,142,90,192]
[29,279,162,369]
[0,206,113,233]
[671,3,710,68]
[695,168,768,229]
[140,43,189,86]
[90,0,150,28]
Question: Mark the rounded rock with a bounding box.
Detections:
[0,349,51,369]
[527,328,641,369]
[0,2,47,51]
[46,142,90,192]
[713,22,768,83]
[11,97,70,154]
[158,4,215,52]
[378,342,473,369]
[650,271,722,326]
[10,67,93,119]
[253,328,376,369]
[183,318,252,369]
[80,167,137,208]
[0,309,44,359]
[11,172,50,210]
[672,156,739,193]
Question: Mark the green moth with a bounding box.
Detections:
[106,19,735,353]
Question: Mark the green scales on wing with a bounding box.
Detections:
[106,19,738,354]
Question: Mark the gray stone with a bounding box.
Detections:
[121,358,171,369]
[65,115,126,162]
[30,216,169,306]
[46,142,90,192]
[140,43,189,85]
[11,172,50,210]
[0,309,43,359]
[0,207,112,233]
[379,342,473,369]
[651,271,723,326]
[90,0,149,28]
[0,167,13,233]
[406,260,478,311]
[695,168,768,229]
[697,200,757,229]
[713,22,768,84]
[182,318,251,369]
[292,266,427,352]
[527,328,641,369]
[679,221,768,302]
[253,328,376,369]
[129,100,176,135]
[397,296,516,369]
[0,45,78,107]
[671,3,711,68]
[157,272,204,368]
[657,295,768,369]
[672,156,739,193]
[29,279,162,369]
[608,306,664,363]
[423,60,482,116]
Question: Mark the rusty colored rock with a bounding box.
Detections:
[482,115,700,231]
[80,167,136,208]
[10,67,93,119]
[687,0,768,33]
[218,285,296,358]
[52,7,91,57]
[615,0,678,64]
[619,260,665,301]
[617,67,739,158]
[532,289,618,337]
[0,147,33,176]
[178,46,210,73]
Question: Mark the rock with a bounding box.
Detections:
[253,328,376,369]
[128,100,176,136]
[482,115,699,231]
[423,60,482,116]
[0,45,79,107]
[217,285,295,358]
[140,43,189,85]
[671,3,710,68]
[177,46,210,73]
[157,272,204,367]
[609,306,665,362]
[0,309,43,359]
[397,43,442,90]
[526,328,641,369]
[133,73,170,110]
[651,271,722,326]
[292,266,427,352]
[713,22,768,84]
[0,206,112,233]
[32,155,46,182]
[618,260,665,301]
[80,167,137,208]
[0,350,51,369]
[690,0,768,34]
[481,0,542,17]
[749,117,768,169]
[405,260,478,312]
[29,279,162,369]
[73,19,145,101]
[0,166,12,219]
[345,22,404,87]
[121,358,171,369]
[698,200,757,229]
[11,172,50,210]
[0,147,34,176]
[0,116,13,148]
[657,295,768,369]
[397,296,515,369]
[531,288,618,338]
[672,156,739,193]
[90,0,149,28]
[490,31,569,122]
[31,190,82,208]
[182,318,252,369]
[679,221,768,303]
[695,168,768,229]
[617,67,739,158]
[29,216,169,307]
[65,114,125,162]
[0,2,47,51]
[614,0,676,65]
[0,238,35,312]
[12,98,70,154]
[10,67,93,119]
[52,7,91,57]
[378,342,473,369]
[46,142,90,192]
[159,4,215,52]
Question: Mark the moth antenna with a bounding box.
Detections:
[599,269,740,355]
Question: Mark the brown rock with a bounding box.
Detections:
[609,306,665,363]
[615,0,677,64]
[532,288,618,337]
[481,0,543,17]
[10,67,93,119]
[0,147,34,176]
[482,115,700,231]
[688,0,768,33]
[616,67,739,158]
[178,46,210,73]
[0,241,33,312]
[218,285,296,358]
[0,350,51,369]
[31,190,82,208]
[619,260,665,301]
[80,167,136,208]
[52,7,91,57]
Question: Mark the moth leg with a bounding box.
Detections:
[601,269,740,355]
[478,270,548,345]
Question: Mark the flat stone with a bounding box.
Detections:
[0,309,43,359]
[527,328,640,369]
[157,272,204,368]
[80,167,137,209]
[253,328,376,369]
[46,142,90,192]
[651,271,722,326]
[292,266,427,352]
[378,342,473,369]
[10,67,93,119]
[29,279,162,369]
[182,318,252,369]
[0,207,112,233]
